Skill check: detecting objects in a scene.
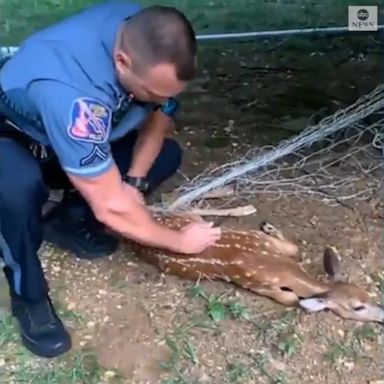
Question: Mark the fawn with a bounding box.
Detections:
[128,214,384,324]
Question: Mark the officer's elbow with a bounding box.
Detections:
[92,203,110,225]
[66,166,125,226]
[91,195,123,228]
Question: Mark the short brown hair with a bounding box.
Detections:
[120,6,197,81]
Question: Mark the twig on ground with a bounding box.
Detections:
[149,204,257,217]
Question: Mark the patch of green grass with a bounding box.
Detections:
[56,303,85,327]
[9,350,103,384]
[0,313,121,384]
[161,284,251,383]
[225,350,292,383]
[250,353,290,384]
[1,342,121,384]
[253,309,303,359]
[226,361,251,383]
[276,331,303,358]
[1,0,382,46]
[159,314,219,379]
[163,284,296,383]
[0,315,18,345]
[162,377,201,384]
[379,275,384,304]
[186,284,250,322]
[323,324,378,368]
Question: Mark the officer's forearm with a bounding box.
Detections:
[127,111,170,178]
[100,193,183,252]
[68,167,183,252]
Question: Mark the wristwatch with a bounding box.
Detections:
[156,97,180,118]
[122,175,149,193]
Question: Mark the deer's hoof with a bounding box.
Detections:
[260,221,278,236]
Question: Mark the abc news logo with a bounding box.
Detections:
[348,6,378,31]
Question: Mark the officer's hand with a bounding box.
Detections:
[178,221,222,254]
[123,183,145,205]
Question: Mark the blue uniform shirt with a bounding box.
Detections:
[0,1,156,178]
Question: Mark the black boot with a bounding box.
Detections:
[42,191,119,259]
[11,294,72,358]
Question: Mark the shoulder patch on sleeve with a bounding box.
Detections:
[67,97,111,143]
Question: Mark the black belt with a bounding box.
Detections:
[0,120,53,161]
[0,119,33,146]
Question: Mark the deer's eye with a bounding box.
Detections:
[353,305,366,311]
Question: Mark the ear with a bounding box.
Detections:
[323,246,342,282]
[114,50,132,72]
[298,297,330,312]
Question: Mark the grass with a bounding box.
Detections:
[160,284,302,383]
[159,314,218,383]
[164,282,384,383]
[323,324,379,369]
[159,284,246,383]
[186,283,251,322]
[226,361,250,383]
[1,0,383,46]
[250,353,290,384]
[0,309,121,384]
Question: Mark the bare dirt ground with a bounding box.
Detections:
[1,36,383,383]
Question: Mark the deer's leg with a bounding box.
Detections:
[259,222,299,259]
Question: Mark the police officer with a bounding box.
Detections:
[0,2,221,358]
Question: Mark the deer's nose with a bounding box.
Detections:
[377,305,384,324]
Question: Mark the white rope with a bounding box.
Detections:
[165,85,384,211]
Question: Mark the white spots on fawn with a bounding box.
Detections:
[182,267,187,272]
[232,243,253,252]
[264,242,271,248]
[271,277,280,283]
[261,251,269,256]
[213,243,232,249]
[227,234,241,241]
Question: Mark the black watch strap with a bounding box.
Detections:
[122,175,149,193]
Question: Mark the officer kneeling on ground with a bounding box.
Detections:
[0,2,221,358]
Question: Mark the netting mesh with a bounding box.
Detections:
[160,84,384,212]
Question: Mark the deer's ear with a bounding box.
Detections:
[323,246,342,282]
[298,296,330,312]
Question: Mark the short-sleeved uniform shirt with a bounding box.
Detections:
[0,1,156,178]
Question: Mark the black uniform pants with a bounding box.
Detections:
[0,128,182,302]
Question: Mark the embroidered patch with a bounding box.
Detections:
[80,145,110,167]
[68,98,111,143]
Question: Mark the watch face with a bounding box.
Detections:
[161,98,179,116]
[123,175,149,192]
